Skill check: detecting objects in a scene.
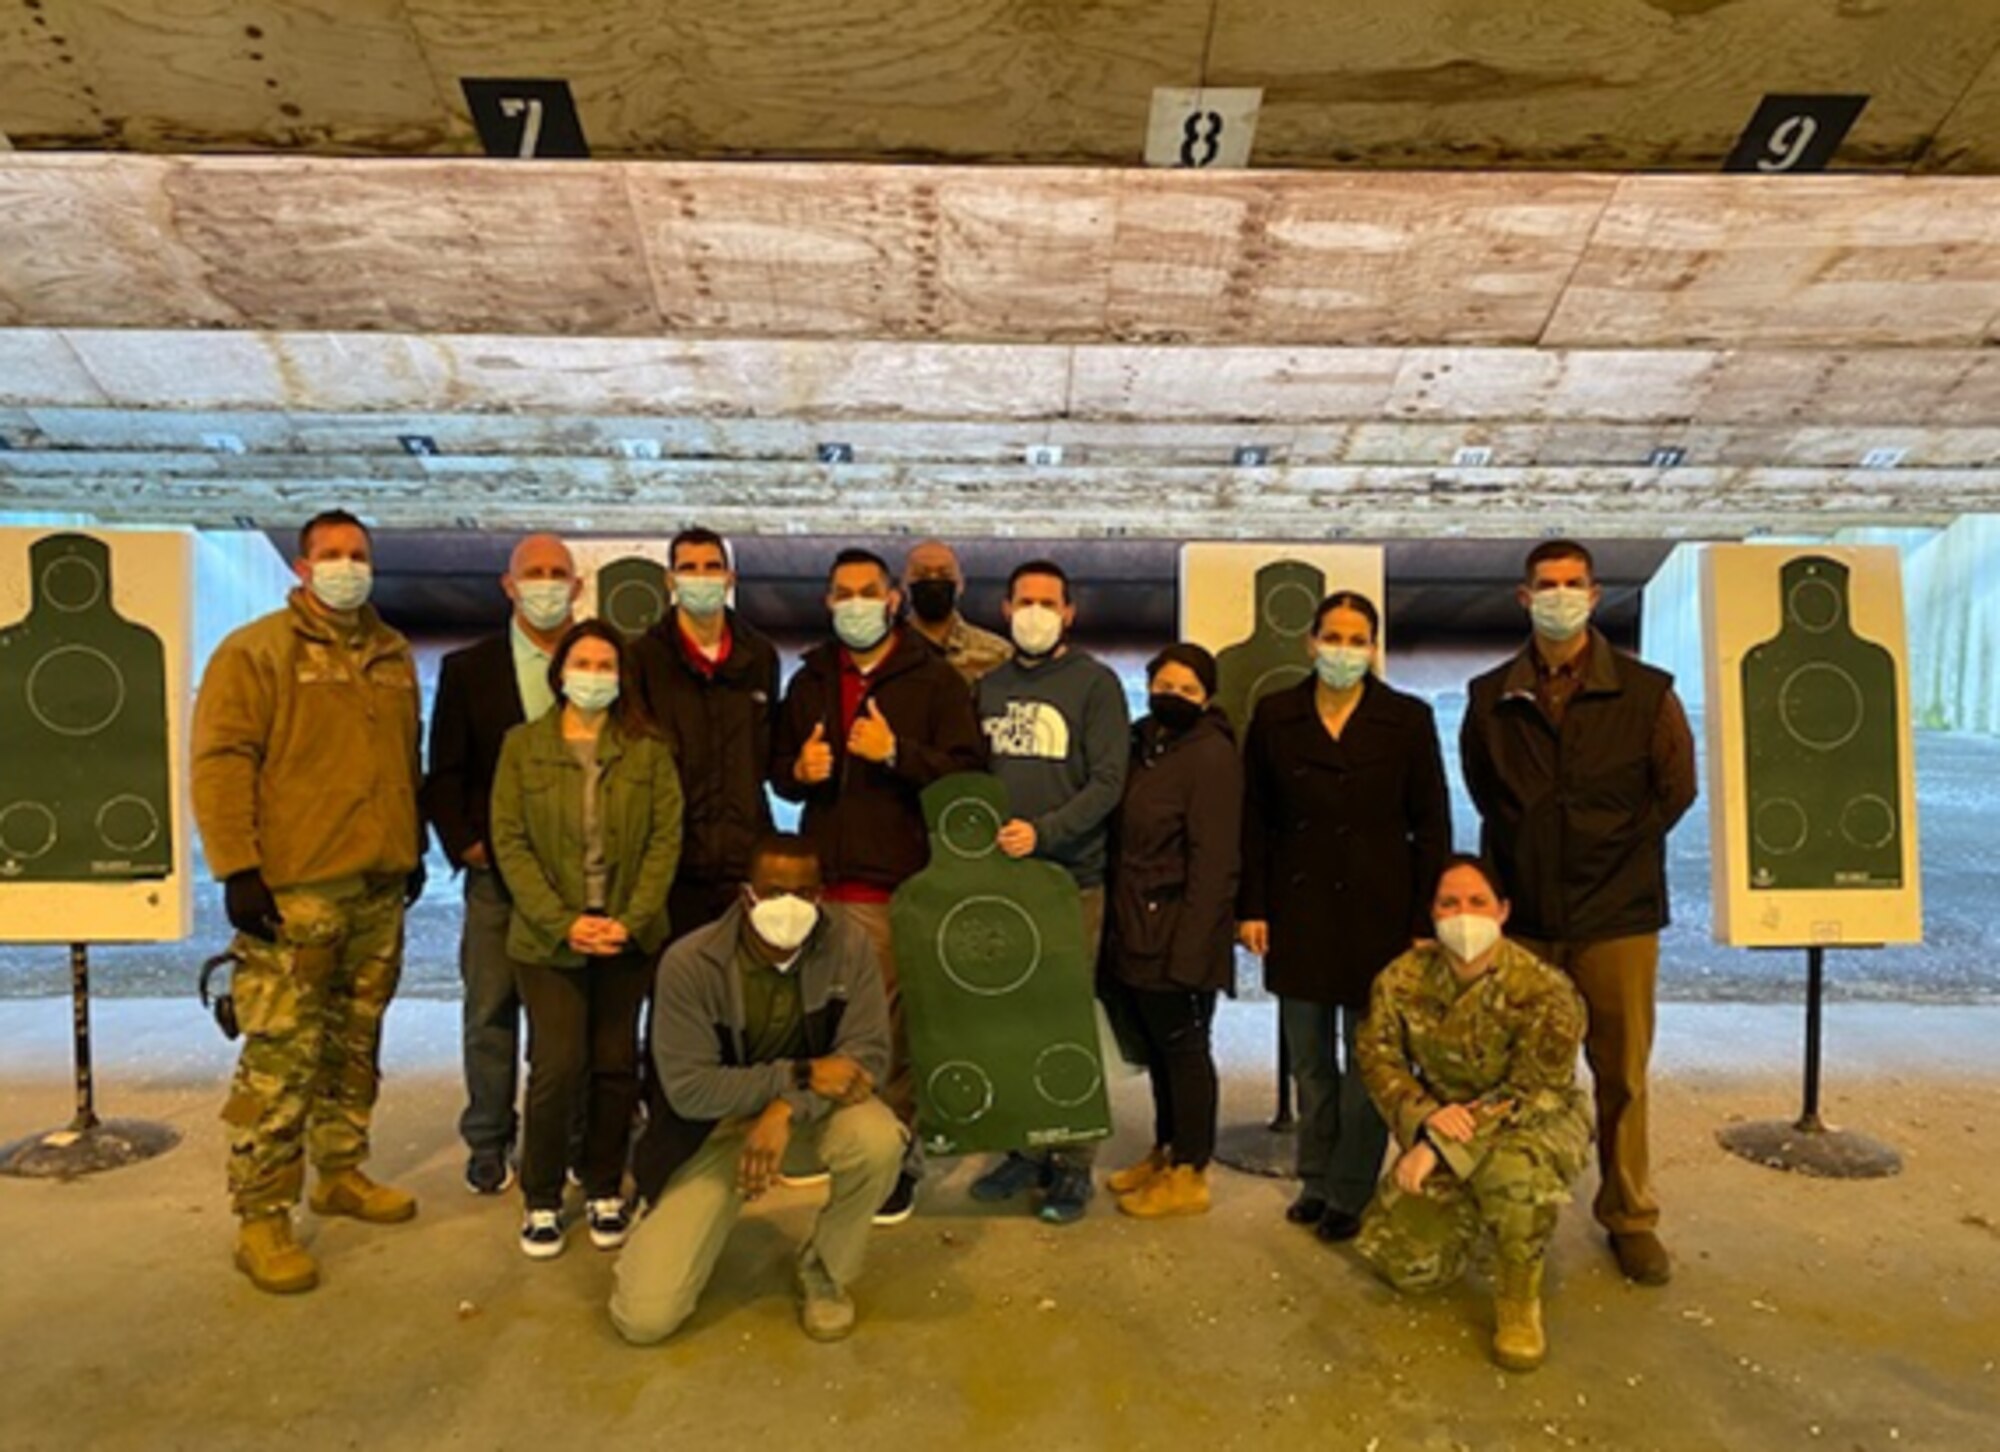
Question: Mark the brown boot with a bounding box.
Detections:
[1106,1146,1170,1197]
[234,1212,319,1294]
[1492,1259,1546,1372]
[1610,1231,1673,1286]
[310,1168,418,1224]
[1116,1163,1211,1219]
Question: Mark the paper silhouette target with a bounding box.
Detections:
[1702,545,1921,947]
[1180,544,1387,737]
[1743,556,1902,891]
[0,535,172,882]
[891,774,1111,1156]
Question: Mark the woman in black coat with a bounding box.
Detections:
[1237,592,1451,1241]
[1104,643,1243,1220]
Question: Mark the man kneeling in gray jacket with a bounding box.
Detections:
[612,832,904,1345]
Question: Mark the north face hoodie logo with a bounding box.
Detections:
[983,700,1070,760]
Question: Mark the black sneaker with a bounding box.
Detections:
[1037,1164,1095,1225]
[872,1172,918,1227]
[1285,1194,1328,1226]
[465,1149,515,1196]
[970,1152,1049,1203]
[586,1197,633,1251]
[1315,1208,1363,1243]
[519,1209,565,1260]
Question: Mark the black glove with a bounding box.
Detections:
[224,869,282,943]
[404,859,428,908]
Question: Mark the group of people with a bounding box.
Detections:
[189,512,1695,1370]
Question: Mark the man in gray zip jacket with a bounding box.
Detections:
[612,833,903,1345]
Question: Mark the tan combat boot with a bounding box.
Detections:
[1116,1163,1211,1219]
[1107,1146,1170,1197]
[310,1167,418,1224]
[234,1212,319,1294]
[1492,1258,1547,1372]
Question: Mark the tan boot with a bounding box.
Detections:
[1116,1163,1211,1219]
[1107,1146,1170,1197]
[310,1167,418,1224]
[234,1212,319,1294]
[1492,1259,1547,1372]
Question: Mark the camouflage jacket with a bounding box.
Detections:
[1358,937,1589,1179]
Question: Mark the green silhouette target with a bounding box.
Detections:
[1214,558,1326,737]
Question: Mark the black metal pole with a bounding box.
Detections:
[69,941,99,1133]
[1798,944,1825,1132]
[1270,1016,1295,1130]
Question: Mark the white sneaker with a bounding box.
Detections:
[586,1197,633,1251]
[519,1209,566,1260]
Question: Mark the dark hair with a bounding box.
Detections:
[546,620,661,739]
[1146,642,1219,700]
[1523,539,1594,583]
[1006,559,1070,603]
[669,527,729,571]
[298,509,371,558]
[829,547,895,588]
[747,831,821,877]
[1431,852,1508,904]
[1311,590,1380,641]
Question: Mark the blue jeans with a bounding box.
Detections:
[458,867,521,1157]
[1280,997,1389,1215]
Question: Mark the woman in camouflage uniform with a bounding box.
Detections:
[1354,854,1591,1372]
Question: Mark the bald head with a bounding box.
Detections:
[905,539,962,585]
[503,533,580,636]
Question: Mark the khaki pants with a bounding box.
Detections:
[608,1098,905,1345]
[1516,932,1660,1235]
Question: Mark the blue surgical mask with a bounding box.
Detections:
[308,559,372,613]
[1531,587,1593,643]
[1314,644,1371,691]
[515,579,573,633]
[674,574,729,619]
[563,670,620,713]
[833,598,891,651]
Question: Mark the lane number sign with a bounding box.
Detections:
[462,78,590,159]
[1724,95,1868,173]
[1145,88,1263,170]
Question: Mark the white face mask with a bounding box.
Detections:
[515,579,573,632]
[674,574,728,619]
[1530,586,1593,643]
[308,559,372,613]
[1010,603,1064,658]
[1436,912,1503,965]
[747,890,818,955]
[563,670,619,714]
[833,598,891,651]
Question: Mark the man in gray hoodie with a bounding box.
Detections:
[612,833,903,1345]
[971,559,1131,1223]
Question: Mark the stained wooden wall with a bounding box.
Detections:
[3,0,1999,172]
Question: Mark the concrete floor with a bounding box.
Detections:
[3,1000,1995,1452]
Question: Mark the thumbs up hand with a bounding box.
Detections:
[796,719,835,784]
[847,696,897,765]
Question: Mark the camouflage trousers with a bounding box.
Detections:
[221,875,405,1217]
[1356,1093,1592,1292]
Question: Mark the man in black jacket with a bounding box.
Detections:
[1461,540,1698,1287]
[421,532,580,1195]
[771,547,987,1224]
[632,526,780,936]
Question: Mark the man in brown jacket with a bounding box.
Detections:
[191,509,427,1294]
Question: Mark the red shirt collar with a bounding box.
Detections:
[678,615,733,678]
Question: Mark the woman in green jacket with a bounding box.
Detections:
[491,621,683,1259]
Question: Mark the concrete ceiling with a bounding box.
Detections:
[3,0,2000,173]
[2,154,1996,540]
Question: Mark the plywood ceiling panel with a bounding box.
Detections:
[1544,176,2000,348]
[1209,0,2000,170]
[1916,43,2000,175]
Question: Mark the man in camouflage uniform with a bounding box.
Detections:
[192,509,427,1293]
[1352,860,1592,1372]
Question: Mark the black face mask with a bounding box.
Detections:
[908,578,958,624]
[1149,694,1203,734]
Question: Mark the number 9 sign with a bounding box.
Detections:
[1724,95,1868,175]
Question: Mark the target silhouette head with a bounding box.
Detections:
[1781,555,1851,635]
[1252,559,1327,640]
[922,773,1010,862]
[31,533,113,617]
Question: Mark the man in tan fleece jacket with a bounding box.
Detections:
[191,509,426,1293]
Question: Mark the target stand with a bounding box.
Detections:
[1214,1007,1298,1178]
[0,942,180,1179]
[1716,945,1900,1180]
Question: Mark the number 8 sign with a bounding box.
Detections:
[1146,87,1263,170]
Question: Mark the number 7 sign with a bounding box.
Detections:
[461,78,590,159]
